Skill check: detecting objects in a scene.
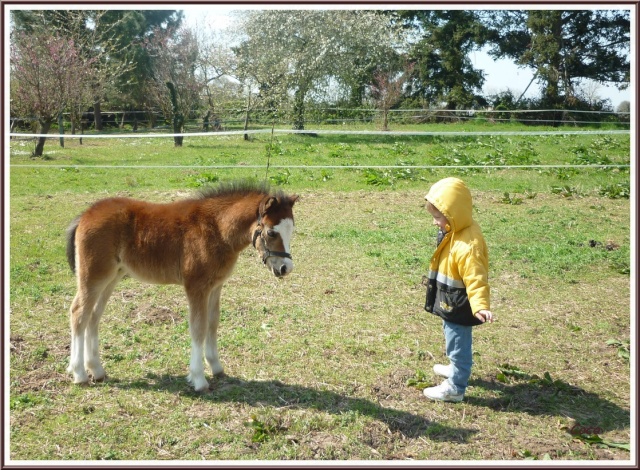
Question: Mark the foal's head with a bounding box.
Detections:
[253,193,299,278]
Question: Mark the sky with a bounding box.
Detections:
[470,48,631,108]
[180,5,632,109]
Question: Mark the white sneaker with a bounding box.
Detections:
[423,381,464,402]
[433,363,452,378]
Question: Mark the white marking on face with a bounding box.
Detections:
[269,218,294,275]
[273,218,294,253]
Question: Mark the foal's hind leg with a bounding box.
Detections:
[185,287,211,392]
[84,274,122,381]
[205,285,224,377]
[68,286,100,384]
[68,273,120,384]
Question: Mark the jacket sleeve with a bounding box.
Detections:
[457,243,490,314]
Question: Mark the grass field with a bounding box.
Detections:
[6,125,633,461]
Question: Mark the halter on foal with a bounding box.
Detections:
[66,181,298,392]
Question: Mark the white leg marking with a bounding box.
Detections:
[83,282,116,380]
[205,336,223,376]
[205,287,224,376]
[188,341,209,392]
[84,328,105,380]
[69,330,89,384]
[186,293,210,392]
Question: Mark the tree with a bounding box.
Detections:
[100,10,183,129]
[577,80,603,108]
[10,10,150,132]
[483,10,630,108]
[145,26,204,146]
[188,18,238,131]
[10,31,96,156]
[234,10,401,130]
[616,101,630,114]
[370,63,414,131]
[616,100,630,123]
[393,10,489,109]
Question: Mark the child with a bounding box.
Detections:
[422,177,493,402]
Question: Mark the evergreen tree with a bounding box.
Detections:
[103,10,183,127]
[483,10,630,107]
[393,10,489,109]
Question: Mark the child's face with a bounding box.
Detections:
[427,204,449,231]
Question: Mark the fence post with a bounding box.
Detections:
[243,92,251,141]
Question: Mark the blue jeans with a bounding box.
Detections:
[443,320,473,395]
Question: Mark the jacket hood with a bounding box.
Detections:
[425,177,473,233]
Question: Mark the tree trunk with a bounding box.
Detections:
[77,109,84,145]
[33,118,52,157]
[58,113,65,148]
[348,83,365,109]
[292,86,306,131]
[93,101,103,131]
[147,111,155,129]
[203,111,210,132]
[173,122,184,147]
[166,81,184,147]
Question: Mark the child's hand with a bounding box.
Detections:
[475,310,494,323]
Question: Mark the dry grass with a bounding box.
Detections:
[8,179,632,461]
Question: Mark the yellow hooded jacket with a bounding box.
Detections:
[424,178,490,326]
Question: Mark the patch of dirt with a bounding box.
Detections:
[299,431,351,459]
[370,367,417,403]
[10,333,75,395]
[509,435,629,461]
[584,239,621,251]
[131,302,183,325]
[13,368,68,394]
[10,335,26,355]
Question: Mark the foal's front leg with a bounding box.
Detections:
[205,285,224,377]
[185,288,210,392]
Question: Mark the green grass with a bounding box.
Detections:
[7,124,632,461]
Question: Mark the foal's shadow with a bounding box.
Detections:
[114,373,476,442]
[466,377,630,433]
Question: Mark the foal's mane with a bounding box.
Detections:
[196,180,284,201]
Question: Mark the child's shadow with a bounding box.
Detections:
[466,376,629,433]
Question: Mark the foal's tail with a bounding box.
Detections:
[66,216,80,274]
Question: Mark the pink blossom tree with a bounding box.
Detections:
[10,31,95,156]
[370,63,414,131]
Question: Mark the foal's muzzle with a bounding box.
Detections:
[252,226,293,277]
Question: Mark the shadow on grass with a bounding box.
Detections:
[467,377,630,433]
[113,373,477,442]
[184,132,462,147]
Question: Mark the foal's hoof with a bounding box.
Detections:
[88,366,106,382]
[71,372,90,385]
[187,374,210,393]
[194,383,211,393]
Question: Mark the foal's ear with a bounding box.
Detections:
[260,196,278,216]
[260,194,298,216]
